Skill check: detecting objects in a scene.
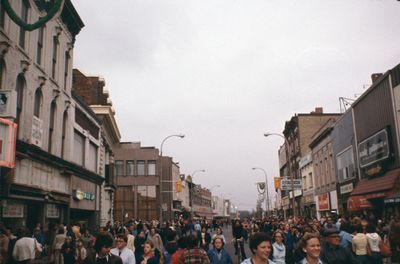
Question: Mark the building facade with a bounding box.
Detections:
[299,152,315,218]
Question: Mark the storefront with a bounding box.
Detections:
[70,175,100,228]
[301,194,316,218]
[316,193,338,219]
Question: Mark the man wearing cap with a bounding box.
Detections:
[320,228,357,264]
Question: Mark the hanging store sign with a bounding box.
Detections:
[0,90,17,119]
[358,129,390,168]
[318,193,330,211]
[0,118,17,168]
[340,183,354,194]
[274,177,281,189]
[281,178,302,190]
[2,200,24,218]
[72,189,95,201]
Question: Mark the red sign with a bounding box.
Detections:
[318,193,330,211]
[0,118,17,168]
[347,195,374,212]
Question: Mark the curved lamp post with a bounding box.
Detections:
[264,132,296,218]
[159,134,185,223]
[252,167,270,217]
[190,169,205,217]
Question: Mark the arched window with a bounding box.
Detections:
[61,110,68,158]
[33,88,42,117]
[48,100,57,152]
[15,74,26,125]
[0,58,5,90]
[19,0,29,49]
[36,26,44,65]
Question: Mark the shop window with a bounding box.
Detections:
[336,146,355,183]
[126,160,134,176]
[137,160,145,175]
[148,160,156,175]
[115,160,124,176]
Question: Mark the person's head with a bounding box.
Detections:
[186,234,199,249]
[177,236,187,250]
[324,228,341,247]
[201,226,207,233]
[273,230,284,244]
[65,236,72,243]
[144,240,155,255]
[249,232,273,261]
[366,223,376,234]
[16,227,30,238]
[300,233,321,260]
[355,224,364,234]
[150,227,156,235]
[95,233,114,256]
[76,239,83,248]
[115,234,127,250]
[234,219,241,227]
[216,227,223,235]
[213,236,224,250]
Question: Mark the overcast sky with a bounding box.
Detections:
[71,0,400,210]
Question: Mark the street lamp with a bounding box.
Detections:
[190,169,205,218]
[252,167,270,217]
[159,134,185,223]
[264,132,296,218]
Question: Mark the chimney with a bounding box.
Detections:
[312,107,323,114]
[371,73,383,84]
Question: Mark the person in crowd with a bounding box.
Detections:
[352,224,369,264]
[111,234,136,264]
[75,239,88,264]
[125,227,135,253]
[296,233,322,264]
[0,227,9,264]
[211,227,226,244]
[147,228,163,254]
[171,237,187,264]
[207,236,233,264]
[142,225,150,241]
[178,234,210,264]
[366,223,382,264]
[81,228,95,254]
[6,227,18,264]
[272,230,286,264]
[61,236,75,264]
[320,227,357,264]
[198,226,212,252]
[241,232,276,264]
[338,221,353,250]
[194,222,202,238]
[84,233,122,264]
[134,231,146,264]
[232,219,247,261]
[138,240,159,264]
[53,225,67,264]
[12,227,42,264]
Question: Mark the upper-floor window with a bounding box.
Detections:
[33,88,42,117]
[126,160,134,176]
[61,111,68,158]
[0,59,5,90]
[336,146,355,183]
[48,100,56,152]
[308,172,313,189]
[87,142,98,172]
[64,51,70,90]
[52,36,59,79]
[0,4,5,29]
[15,74,25,126]
[73,130,85,166]
[19,0,29,49]
[36,27,44,65]
[137,160,145,175]
[148,160,156,175]
[115,160,124,176]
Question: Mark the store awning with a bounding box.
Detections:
[347,195,374,212]
[195,211,216,219]
[350,168,400,199]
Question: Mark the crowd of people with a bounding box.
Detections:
[0,214,399,264]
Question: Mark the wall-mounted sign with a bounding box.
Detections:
[340,183,354,194]
[318,193,330,211]
[0,90,17,119]
[2,200,24,218]
[0,118,17,168]
[281,178,302,190]
[358,129,390,168]
[274,177,281,189]
[31,116,43,147]
[46,204,60,218]
[73,189,95,201]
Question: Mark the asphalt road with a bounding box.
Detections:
[212,224,252,264]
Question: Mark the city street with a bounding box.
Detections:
[217,225,252,264]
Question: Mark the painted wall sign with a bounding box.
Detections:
[318,193,330,211]
[358,129,390,168]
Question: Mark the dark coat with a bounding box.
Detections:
[83,253,123,264]
[207,248,233,264]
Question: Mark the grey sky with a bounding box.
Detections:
[72,0,400,210]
